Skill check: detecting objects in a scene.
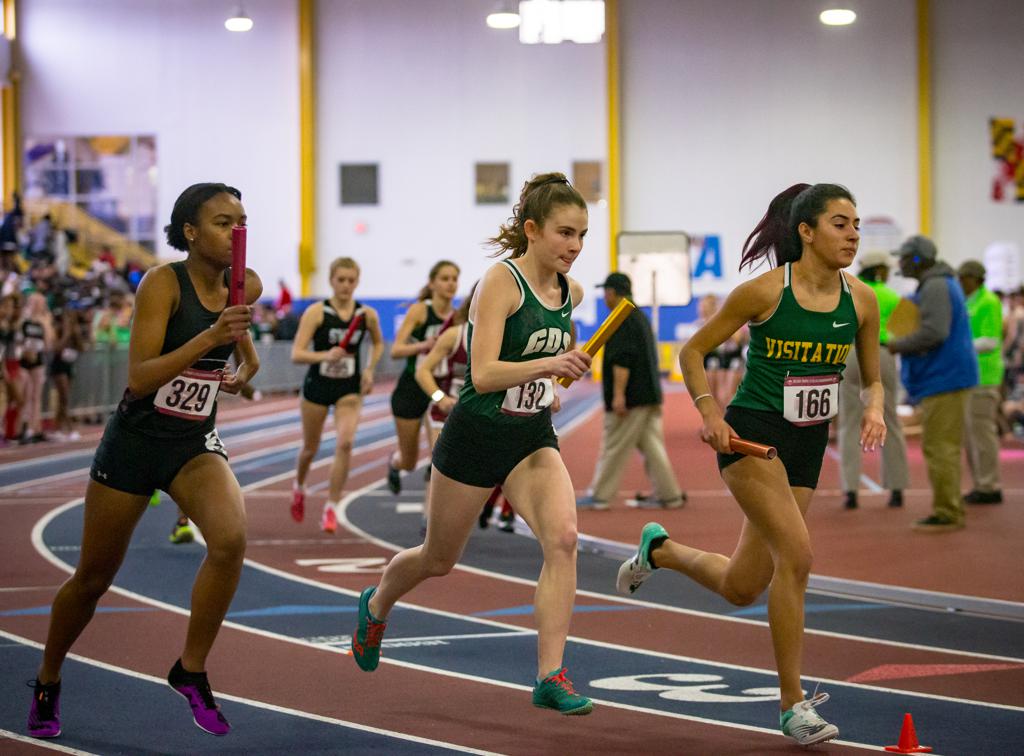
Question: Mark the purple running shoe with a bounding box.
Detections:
[167,659,230,736]
[27,679,61,738]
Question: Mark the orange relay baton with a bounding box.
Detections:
[729,436,777,460]
[557,299,636,388]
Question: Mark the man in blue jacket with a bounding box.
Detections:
[888,236,978,532]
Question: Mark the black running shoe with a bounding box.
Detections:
[387,462,401,495]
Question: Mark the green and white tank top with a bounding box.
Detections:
[730,263,858,425]
[458,260,572,424]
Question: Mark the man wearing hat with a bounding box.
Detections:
[957,259,1004,504]
[577,272,685,510]
[888,235,978,531]
[837,250,908,510]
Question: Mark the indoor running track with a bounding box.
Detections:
[1,385,1022,754]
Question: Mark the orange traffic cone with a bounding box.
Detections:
[884,713,932,753]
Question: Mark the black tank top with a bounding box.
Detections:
[116,261,236,438]
[304,299,367,384]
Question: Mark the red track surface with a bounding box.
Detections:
[2,385,1021,753]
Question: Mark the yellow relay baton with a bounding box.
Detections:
[557,298,636,388]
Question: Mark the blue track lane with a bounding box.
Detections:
[13,387,1024,753]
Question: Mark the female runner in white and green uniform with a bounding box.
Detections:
[352,173,596,715]
[617,183,887,745]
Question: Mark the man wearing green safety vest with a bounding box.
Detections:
[957,259,1004,504]
[837,250,909,509]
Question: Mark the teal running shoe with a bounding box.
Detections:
[532,668,593,715]
[615,521,669,595]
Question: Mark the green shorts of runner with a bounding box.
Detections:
[431,402,559,488]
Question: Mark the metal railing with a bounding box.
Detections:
[52,342,406,418]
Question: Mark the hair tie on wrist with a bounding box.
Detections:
[693,393,712,404]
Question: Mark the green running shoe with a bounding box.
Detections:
[615,521,669,595]
[149,491,161,507]
[169,518,194,545]
[532,668,593,715]
[351,587,387,672]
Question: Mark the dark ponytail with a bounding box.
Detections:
[488,172,586,259]
[740,183,855,271]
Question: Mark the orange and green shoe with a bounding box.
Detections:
[532,668,593,715]
[351,586,387,672]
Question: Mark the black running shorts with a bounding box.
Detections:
[302,373,361,406]
[390,371,431,419]
[89,412,228,495]
[717,405,829,489]
[431,402,559,488]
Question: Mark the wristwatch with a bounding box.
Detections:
[431,389,446,403]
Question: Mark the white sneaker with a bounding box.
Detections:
[615,522,669,595]
[780,692,839,745]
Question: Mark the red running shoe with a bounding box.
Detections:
[291,488,305,522]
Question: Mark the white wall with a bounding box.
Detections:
[932,0,1024,267]
[619,0,918,294]
[315,0,607,305]
[18,0,300,291]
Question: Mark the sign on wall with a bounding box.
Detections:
[990,117,1024,203]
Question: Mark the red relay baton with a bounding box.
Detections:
[337,310,365,351]
[230,226,247,306]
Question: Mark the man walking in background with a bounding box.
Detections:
[577,273,685,510]
[957,259,1004,504]
[887,236,978,532]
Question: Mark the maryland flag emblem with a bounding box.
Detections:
[991,117,1024,202]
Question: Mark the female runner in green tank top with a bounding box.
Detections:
[617,183,887,745]
[352,173,596,715]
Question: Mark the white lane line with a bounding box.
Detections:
[0,629,497,756]
[0,727,101,755]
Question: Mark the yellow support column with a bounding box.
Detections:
[916,0,932,235]
[298,0,317,296]
[605,0,621,271]
[2,0,21,211]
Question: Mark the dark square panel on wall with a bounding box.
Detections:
[340,163,379,205]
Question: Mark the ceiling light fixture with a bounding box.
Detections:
[486,1,520,30]
[819,9,857,26]
[225,7,254,32]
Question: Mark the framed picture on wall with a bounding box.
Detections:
[475,162,509,204]
[572,160,602,203]
[340,163,379,205]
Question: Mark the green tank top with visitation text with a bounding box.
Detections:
[459,260,572,425]
[730,263,858,415]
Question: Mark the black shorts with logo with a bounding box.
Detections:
[431,402,559,488]
[89,412,228,496]
[717,405,829,489]
[302,373,361,406]
[390,371,431,420]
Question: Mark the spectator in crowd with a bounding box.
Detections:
[0,293,21,442]
[887,236,978,532]
[28,214,54,264]
[837,250,908,509]
[1003,287,1024,390]
[91,289,132,347]
[957,260,1004,504]
[577,272,685,510]
[49,305,86,441]
[17,291,55,443]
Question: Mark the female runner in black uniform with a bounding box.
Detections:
[27,183,261,740]
[289,256,384,531]
[386,260,459,493]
